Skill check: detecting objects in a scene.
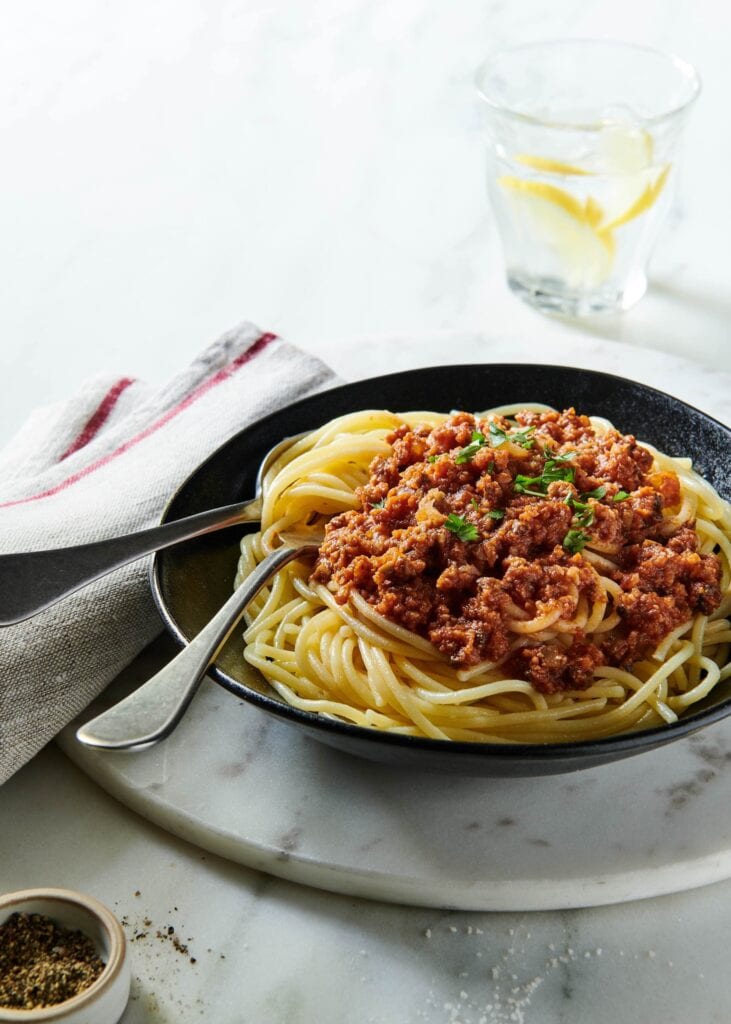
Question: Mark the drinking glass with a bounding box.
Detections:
[476,40,700,315]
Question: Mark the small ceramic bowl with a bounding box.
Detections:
[0,888,130,1024]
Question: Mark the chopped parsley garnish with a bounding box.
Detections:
[514,455,576,496]
[563,528,590,554]
[488,422,535,449]
[445,513,480,542]
[455,423,535,463]
[562,485,606,529]
[563,495,593,526]
[427,454,439,463]
[544,455,577,478]
[561,485,605,543]
[487,461,495,474]
[470,497,480,510]
[513,480,544,498]
[371,499,385,509]
[455,430,487,464]
[560,483,612,550]
[614,490,630,502]
[543,448,575,463]
[487,509,504,520]
[582,485,607,500]
[573,505,595,529]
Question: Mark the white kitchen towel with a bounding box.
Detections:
[0,322,338,784]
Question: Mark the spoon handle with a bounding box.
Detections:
[0,499,262,626]
[75,545,310,751]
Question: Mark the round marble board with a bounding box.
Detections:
[59,332,731,912]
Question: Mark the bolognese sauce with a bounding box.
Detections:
[311,409,722,695]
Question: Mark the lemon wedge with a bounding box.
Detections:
[514,154,591,177]
[507,122,671,256]
[592,123,670,231]
[599,164,671,232]
[498,176,614,288]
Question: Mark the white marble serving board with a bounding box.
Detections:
[60,635,731,912]
[59,333,731,913]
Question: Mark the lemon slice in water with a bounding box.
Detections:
[593,123,671,231]
[498,177,614,288]
[514,125,670,230]
[599,164,671,232]
[514,154,591,177]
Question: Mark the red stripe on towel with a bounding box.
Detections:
[0,332,278,510]
[59,376,136,461]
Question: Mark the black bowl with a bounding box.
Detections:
[151,364,731,776]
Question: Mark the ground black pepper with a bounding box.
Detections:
[0,912,105,1009]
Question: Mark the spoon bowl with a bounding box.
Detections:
[76,528,322,750]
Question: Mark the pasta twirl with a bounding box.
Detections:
[234,408,731,744]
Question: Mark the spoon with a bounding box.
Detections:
[75,530,323,750]
[0,432,307,626]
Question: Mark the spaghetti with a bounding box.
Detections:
[234,408,731,743]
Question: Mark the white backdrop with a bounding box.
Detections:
[1,0,729,443]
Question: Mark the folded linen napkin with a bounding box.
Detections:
[0,322,337,785]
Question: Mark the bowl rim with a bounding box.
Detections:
[0,888,127,1021]
[150,361,731,763]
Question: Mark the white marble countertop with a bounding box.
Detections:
[2,1,731,1021]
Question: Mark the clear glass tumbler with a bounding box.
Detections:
[476,40,700,316]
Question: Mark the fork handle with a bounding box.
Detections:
[0,498,262,626]
[75,544,312,750]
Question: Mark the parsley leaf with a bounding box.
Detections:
[487,509,504,520]
[445,514,480,542]
[513,480,550,498]
[614,490,630,502]
[563,529,590,554]
[512,427,536,449]
[488,423,509,447]
[544,448,576,463]
[455,430,487,464]
[514,457,576,496]
[546,464,576,484]
[563,484,606,525]
[488,422,535,449]
[371,499,386,509]
[573,506,595,528]
[563,495,593,524]
[470,497,480,510]
[456,422,535,462]
[562,488,602,532]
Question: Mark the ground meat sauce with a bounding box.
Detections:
[311,409,722,694]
